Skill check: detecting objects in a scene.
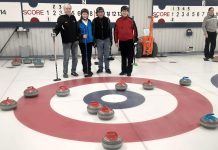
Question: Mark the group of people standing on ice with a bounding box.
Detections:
[53,3,138,78]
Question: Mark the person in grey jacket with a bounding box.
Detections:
[92,7,112,74]
[202,7,218,61]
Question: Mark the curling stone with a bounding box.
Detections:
[11,57,22,66]
[0,97,17,111]
[24,86,39,97]
[179,77,191,86]
[56,86,70,97]
[33,58,44,67]
[98,106,114,120]
[49,55,55,61]
[200,113,218,129]
[212,56,218,62]
[143,80,154,90]
[23,57,32,64]
[87,101,103,115]
[102,131,123,150]
[115,82,127,91]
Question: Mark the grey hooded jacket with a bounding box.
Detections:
[202,14,218,35]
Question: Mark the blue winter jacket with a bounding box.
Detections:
[78,19,94,43]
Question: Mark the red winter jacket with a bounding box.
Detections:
[114,16,138,43]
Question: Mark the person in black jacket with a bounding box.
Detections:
[53,3,79,78]
[92,7,112,74]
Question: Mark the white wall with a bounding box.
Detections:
[153,28,208,53]
[130,0,152,35]
[0,0,217,57]
[0,28,63,57]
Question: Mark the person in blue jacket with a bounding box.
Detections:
[78,8,94,77]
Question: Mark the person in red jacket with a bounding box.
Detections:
[114,6,138,76]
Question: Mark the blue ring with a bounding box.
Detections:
[211,74,218,88]
[83,90,145,109]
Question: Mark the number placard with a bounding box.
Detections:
[22,3,125,23]
[0,2,22,22]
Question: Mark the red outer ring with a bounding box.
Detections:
[14,77,212,142]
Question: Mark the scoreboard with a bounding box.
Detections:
[22,3,124,22]
[2,0,217,28]
[153,0,218,28]
[0,0,129,27]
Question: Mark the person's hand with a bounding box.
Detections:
[83,34,87,39]
[115,43,119,48]
[134,37,138,43]
[110,41,113,47]
[51,33,56,37]
[93,43,97,48]
[205,33,208,38]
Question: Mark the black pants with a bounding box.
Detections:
[79,43,93,74]
[119,40,134,74]
[204,31,217,58]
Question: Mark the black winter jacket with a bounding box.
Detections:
[53,14,79,43]
[92,16,112,44]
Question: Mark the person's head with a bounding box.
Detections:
[81,8,89,20]
[121,6,129,17]
[96,7,105,18]
[208,7,214,16]
[63,3,72,16]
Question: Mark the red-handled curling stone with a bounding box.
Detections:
[115,81,127,91]
[56,86,70,97]
[102,131,123,150]
[143,80,154,90]
[11,57,22,66]
[87,101,103,115]
[98,106,114,120]
[0,97,17,111]
[24,86,39,97]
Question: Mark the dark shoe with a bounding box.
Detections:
[63,73,68,78]
[89,71,93,76]
[71,72,79,76]
[84,71,93,75]
[127,73,131,76]
[84,73,93,77]
[204,58,209,61]
[105,69,111,74]
[119,72,127,75]
[96,69,103,74]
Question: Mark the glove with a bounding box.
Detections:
[110,40,113,47]
[134,37,138,43]
[51,32,56,37]
[93,43,97,48]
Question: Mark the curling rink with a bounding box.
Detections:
[0,55,218,150]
